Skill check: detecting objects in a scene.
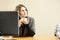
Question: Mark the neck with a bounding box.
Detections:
[20,15,25,18]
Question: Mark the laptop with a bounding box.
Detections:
[0,11,19,36]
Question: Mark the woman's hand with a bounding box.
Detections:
[22,20,29,24]
[18,18,23,27]
[18,18,29,27]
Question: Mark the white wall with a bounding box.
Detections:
[0,0,60,37]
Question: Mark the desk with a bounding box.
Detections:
[0,36,59,40]
[16,36,59,40]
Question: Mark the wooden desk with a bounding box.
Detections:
[16,36,59,40]
[0,36,59,40]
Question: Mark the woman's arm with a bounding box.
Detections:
[25,17,35,36]
[29,17,35,33]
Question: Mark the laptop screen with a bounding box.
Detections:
[0,11,19,36]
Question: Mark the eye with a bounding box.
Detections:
[20,10,24,12]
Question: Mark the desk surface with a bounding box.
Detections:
[16,36,59,40]
[0,36,59,40]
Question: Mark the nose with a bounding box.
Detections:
[24,10,27,14]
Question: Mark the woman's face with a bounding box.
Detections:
[19,7,28,17]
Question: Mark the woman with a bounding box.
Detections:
[16,4,35,37]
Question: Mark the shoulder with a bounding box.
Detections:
[28,16,34,21]
[28,16,35,24]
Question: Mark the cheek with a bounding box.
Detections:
[25,12,28,16]
[25,12,27,15]
[20,12,25,15]
[25,11,28,15]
